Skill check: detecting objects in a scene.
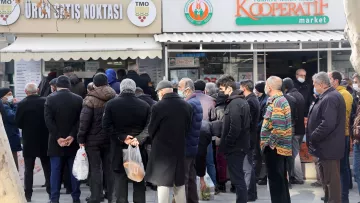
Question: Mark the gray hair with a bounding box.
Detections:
[313,72,331,87]
[128,63,138,71]
[25,82,38,94]
[353,73,360,81]
[240,79,254,91]
[205,82,217,95]
[181,78,195,91]
[266,76,283,90]
[120,79,136,93]
[296,68,306,75]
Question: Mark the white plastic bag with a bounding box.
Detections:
[196,173,215,201]
[123,145,145,182]
[72,146,89,180]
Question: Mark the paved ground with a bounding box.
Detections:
[28,172,360,203]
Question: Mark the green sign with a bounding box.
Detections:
[236,16,330,26]
[184,0,213,26]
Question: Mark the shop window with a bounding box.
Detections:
[332,50,354,79]
[319,51,327,72]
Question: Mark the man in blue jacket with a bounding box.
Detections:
[178,78,203,203]
[105,69,120,94]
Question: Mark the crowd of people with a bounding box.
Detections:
[2,65,360,203]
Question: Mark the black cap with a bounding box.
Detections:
[56,75,71,89]
[49,78,57,86]
[0,87,10,98]
[93,73,108,87]
[255,81,265,94]
[155,80,173,91]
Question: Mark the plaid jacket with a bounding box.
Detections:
[260,92,292,156]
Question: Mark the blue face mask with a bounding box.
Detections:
[313,87,320,96]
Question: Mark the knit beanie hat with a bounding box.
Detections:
[56,75,71,88]
[255,81,266,94]
[49,78,57,86]
[93,73,108,87]
[0,87,10,98]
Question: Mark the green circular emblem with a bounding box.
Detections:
[184,0,213,26]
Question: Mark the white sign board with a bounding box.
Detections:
[85,61,100,72]
[14,60,42,100]
[163,0,346,32]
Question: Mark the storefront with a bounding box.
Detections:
[159,0,351,83]
[0,0,162,99]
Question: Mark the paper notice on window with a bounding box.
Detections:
[14,60,42,100]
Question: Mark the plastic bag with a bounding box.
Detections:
[72,146,89,180]
[123,145,145,182]
[196,173,215,201]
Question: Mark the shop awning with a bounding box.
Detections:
[154,31,345,43]
[0,36,162,62]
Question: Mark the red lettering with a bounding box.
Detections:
[294,3,305,16]
[250,3,262,17]
[289,3,297,16]
[236,0,258,20]
[319,0,328,15]
[261,3,272,16]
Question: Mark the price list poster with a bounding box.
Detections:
[14,60,42,100]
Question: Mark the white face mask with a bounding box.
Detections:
[6,95,13,102]
[297,78,305,83]
[353,84,360,91]
[264,85,269,95]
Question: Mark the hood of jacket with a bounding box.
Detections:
[227,89,245,101]
[215,93,228,106]
[84,86,116,108]
[69,73,81,85]
[105,69,117,85]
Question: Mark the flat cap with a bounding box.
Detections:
[155,80,173,91]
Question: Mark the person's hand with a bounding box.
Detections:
[124,135,134,145]
[79,143,85,148]
[57,138,67,147]
[65,136,74,146]
[130,138,139,147]
[12,98,18,104]
[200,177,206,191]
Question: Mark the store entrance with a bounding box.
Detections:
[265,51,318,80]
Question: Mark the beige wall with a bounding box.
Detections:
[0,0,161,34]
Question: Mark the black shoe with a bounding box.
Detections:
[230,185,236,193]
[41,184,46,188]
[311,181,322,187]
[86,196,104,202]
[150,184,157,191]
[321,197,325,201]
[247,197,256,202]
[73,200,81,203]
[25,197,31,202]
[104,192,108,199]
[48,201,59,203]
[215,183,226,193]
[257,179,267,185]
[85,196,90,202]
[66,188,72,194]
[290,179,304,185]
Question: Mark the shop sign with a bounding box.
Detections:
[176,53,206,57]
[236,0,329,26]
[0,0,21,25]
[127,0,157,27]
[169,57,200,67]
[184,0,213,26]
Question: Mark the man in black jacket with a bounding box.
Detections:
[63,66,86,98]
[307,72,345,203]
[16,83,50,202]
[217,75,251,203]
[283,78,306,185]
[78,73,116,203]
[293,69,314,116]
[239,79,260,202]
[126,63,151,96]
[102,78,150,203]
[44,76,83,203]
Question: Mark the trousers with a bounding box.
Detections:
[353,143,360,194]
[184,157,199,203]
[113,171,145,203]
[340,136,350,203]
[226,151,247,203]
[24,156,51,198]
[243,150,257,199]
[291,135,304,181]
[157,185,186,203]
[318,159,341,203]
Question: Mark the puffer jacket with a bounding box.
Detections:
[3,102,21,152]
[69,74,86,98]
[77,86,116,146]
[209,93,228,144]
[185,93,203,157]
[105,69,121,94]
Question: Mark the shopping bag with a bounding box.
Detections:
[196,173,215,201]
[123,145,145,182]
[72,146,89,180]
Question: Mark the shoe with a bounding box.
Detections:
[41,184,46,188]
[321,197,325,201]
[149,184,157,191]
[288,183,292,189]
[290,179,304,185]
[66,188,72,194]
[215,183,226,193]
[311,181,322,187]
[25,196,31,202]
[230,185,236,193]
[257,179,267,185]
[247,198,256,202]
[86,196,104,202]
[73,200,81,203]
[103,192,108,199]
[48,201,59,203]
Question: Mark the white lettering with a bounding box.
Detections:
[108,4,113,20]
[90,4,96,20]
[84,4,89,19]
[96,4,102,19]
[25,1,31,18]
[59,5,64,19]
[75,4,81,20]
[31,3,37,19]
[102,4,108,19]
[70,4,75,19]
[119,4,122,20]
[54,3,59,18]
[38,6,44,19]
[113,4,119,19]
[45,4,50,19]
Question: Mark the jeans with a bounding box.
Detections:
[50,156,81,202]
[354,143,360,194]
[86,145,113,203]
[24,156,51,198]
[243,150,257,199]
[206,142,217,185]
[226,151,247,203]
[184,157,199,203]
[264,147,291,203]
[114,172,145,203]
[291,135,304,181]
[340,136,350,203]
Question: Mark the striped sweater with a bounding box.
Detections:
[260,92,292,156]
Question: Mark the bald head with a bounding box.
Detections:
[296,69,306,83]
[25,82,38,96]
[266,76,283,97]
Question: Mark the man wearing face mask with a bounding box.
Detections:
[177,78,202,203]
[145,80,193,203]
[261,76,292,203]
[0,88,21,169]
[293,69,313,119]
[217,75,250,203]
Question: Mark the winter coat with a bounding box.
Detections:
[126,70,150,96]
[3,102,21,152]
[69,74,86,98]
[293,79,314,116]
[287,88,306,135]
[148,86,158,101]
[145,93,193,187]
[194,90,215,121]
[77,86,116,147]
[38,74,56,97]
[102,92,150,172]
[245,93,260,150]
[336,86,353,136]
[185,93,203,157]
[137,94,156,107]
[15,95,48,158]
[209,93,228,141]
[196,120,212,177]
[105,69,121,94]
[307,87,346,160]
[220,90,251,154]
[284,94,297,127]
[258,94,269,129]
[45,89,83,157]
